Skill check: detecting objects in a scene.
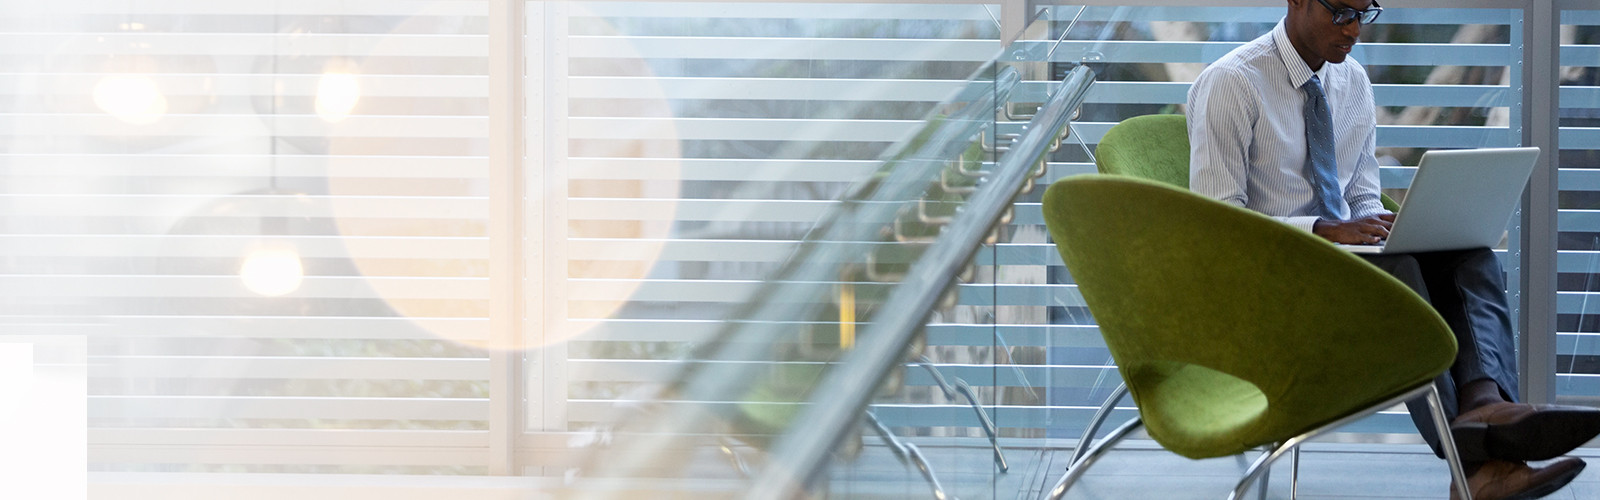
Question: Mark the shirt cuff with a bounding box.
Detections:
[1284,216,1321,234]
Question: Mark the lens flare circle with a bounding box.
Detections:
[239,247,305,296]
[92,75,168,125]
[315,72,361,122]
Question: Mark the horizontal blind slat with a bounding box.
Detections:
[2,33,487,57]
[1040,6,1514,25]
[1,235,486,259]
[23,0,484,16]
[91,396,488,420]
[1,194,486,219]
[1016,40,1510,66]
[100,316,487,340]
[3,74,486,99]
[571,158,877,182]
[571,76,965,102]
[570,36,1000,61]
[579,3,992,21]
[572,359,1085,387]
[568,198,836,222]
[90,356,487,380]
[89,428,487,447]
[1,114,489,138]
[4,275,487,299]
[571,117,921,142]
[568,78,1509,108]
[0,155,488,179]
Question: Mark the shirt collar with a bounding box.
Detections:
[1271,20,1317,89]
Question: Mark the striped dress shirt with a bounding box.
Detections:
[1188,21,1388,233]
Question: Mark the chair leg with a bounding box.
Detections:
[917,359,1009,472]
[954,379,1008,473]
[1256,448,1271,500]
[1427,385,1473,500]
[1231,441,1295,500]
[866,411,951,500]
[1290,445,1301,500]
[1227,383,1449,500]
[1068,382,1128,467]
[717,436,751,477]
[1237,445,1302,500]
[1045,417,1143,500]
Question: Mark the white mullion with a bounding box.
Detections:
[1518,0,1561,405]
[523,1,548,442]
[488,0,527,476]
[539,0,574,437]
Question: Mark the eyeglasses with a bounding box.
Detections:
[1314,0,1382,25]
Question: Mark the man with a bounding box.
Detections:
[1187,1,1600,498]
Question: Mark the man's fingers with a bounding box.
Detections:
[1354,221,1388,243]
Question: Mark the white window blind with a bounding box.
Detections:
[0,0,496,473]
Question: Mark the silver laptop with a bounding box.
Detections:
[1340,147,1540,254]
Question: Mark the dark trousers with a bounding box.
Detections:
[1359,248,1520,458]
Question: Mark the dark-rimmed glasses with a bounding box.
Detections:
[1314,0,1382,25]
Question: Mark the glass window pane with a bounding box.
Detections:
[1557,8,1600,400]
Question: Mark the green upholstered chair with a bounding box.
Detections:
[1064,113,1404,475]
[1094,114,1193,188]
[1040,175,1473,499]
[1095,113,1401,211]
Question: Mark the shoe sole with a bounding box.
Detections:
[1504,459,1585,500]
[1451,410,1600,462]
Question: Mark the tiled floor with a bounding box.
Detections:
[829,438,1600,499]
[1031,441,1600,499]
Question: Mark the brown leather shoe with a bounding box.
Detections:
[1450,457,1586,500]
[1450,402,1600,462]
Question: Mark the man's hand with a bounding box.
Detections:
[1312,214,1394,245]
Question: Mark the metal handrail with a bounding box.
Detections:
[744,64,1097,500]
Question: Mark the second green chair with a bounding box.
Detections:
[1094,113,1399,211]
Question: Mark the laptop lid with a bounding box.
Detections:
[1341,147,1539,254]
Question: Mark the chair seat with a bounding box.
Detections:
[1134,361,1268,457]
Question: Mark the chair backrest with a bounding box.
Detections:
[1098,113,1400,211]
[1041,175,1452,458]
[1095,114,1190,188]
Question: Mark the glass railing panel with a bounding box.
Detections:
[775,63,1095,500]
[549,1,1019,496]
[562,60,1017,497]
[1557,7,1600,402]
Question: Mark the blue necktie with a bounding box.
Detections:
[1303,75,1341,219]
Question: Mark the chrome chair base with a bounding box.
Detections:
[1067,383,1128,467]
[916,358,1008,472]
[1047,383,1472,500]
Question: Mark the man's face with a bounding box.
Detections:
[1288,0,1370,69]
